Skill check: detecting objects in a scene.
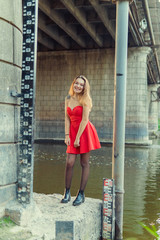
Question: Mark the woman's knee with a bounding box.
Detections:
[66,161,74,169]
[80,158,89,168]
[66,154,76,168]
[80,153,90,167]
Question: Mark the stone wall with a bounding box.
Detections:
[0,0,22,216]
[35,47,152,144]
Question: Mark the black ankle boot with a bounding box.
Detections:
[61,188,71,203]
[73,190,85,206]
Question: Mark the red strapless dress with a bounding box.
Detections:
[66,106,101,154]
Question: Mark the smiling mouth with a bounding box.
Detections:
[74,87,81,91]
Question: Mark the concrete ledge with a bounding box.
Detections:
[5,193,102,240]
[125,139,152,146]
[34,138,153,147]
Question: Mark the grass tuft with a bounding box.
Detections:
[0,216,15,228]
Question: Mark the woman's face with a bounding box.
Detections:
[73,78,85,94]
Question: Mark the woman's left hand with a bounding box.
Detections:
[74,138,80,148]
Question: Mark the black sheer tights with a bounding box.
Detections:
[65,152,90,191]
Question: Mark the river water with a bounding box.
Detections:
[34,139,160,239]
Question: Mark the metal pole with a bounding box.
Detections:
[112,1,129,239]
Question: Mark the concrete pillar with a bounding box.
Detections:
[148,84,159,136]
[0,0,22,216]
[126,47,151,144]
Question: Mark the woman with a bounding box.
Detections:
[61,75,101,206]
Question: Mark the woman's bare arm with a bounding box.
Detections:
[65,97,70,146]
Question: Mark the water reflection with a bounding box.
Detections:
[34,140,160,239]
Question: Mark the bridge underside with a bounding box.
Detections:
[37,0,160,84]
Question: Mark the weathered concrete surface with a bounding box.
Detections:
[0,63,21,104]
[4,193,102,240]
[0,0,22,30]
[0,21,13,63]
[0,144,17,185]
[0,22,22,66]
[0,104,20,142]
[0,105,16,142]
[13,27,22,66]
[0,184,16,215]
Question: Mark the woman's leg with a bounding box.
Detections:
[61,153,76,203]
[65,153,76,189]
[79,152,90,191]
[73,152,90,206]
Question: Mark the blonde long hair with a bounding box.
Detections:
[69,75,92,109]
